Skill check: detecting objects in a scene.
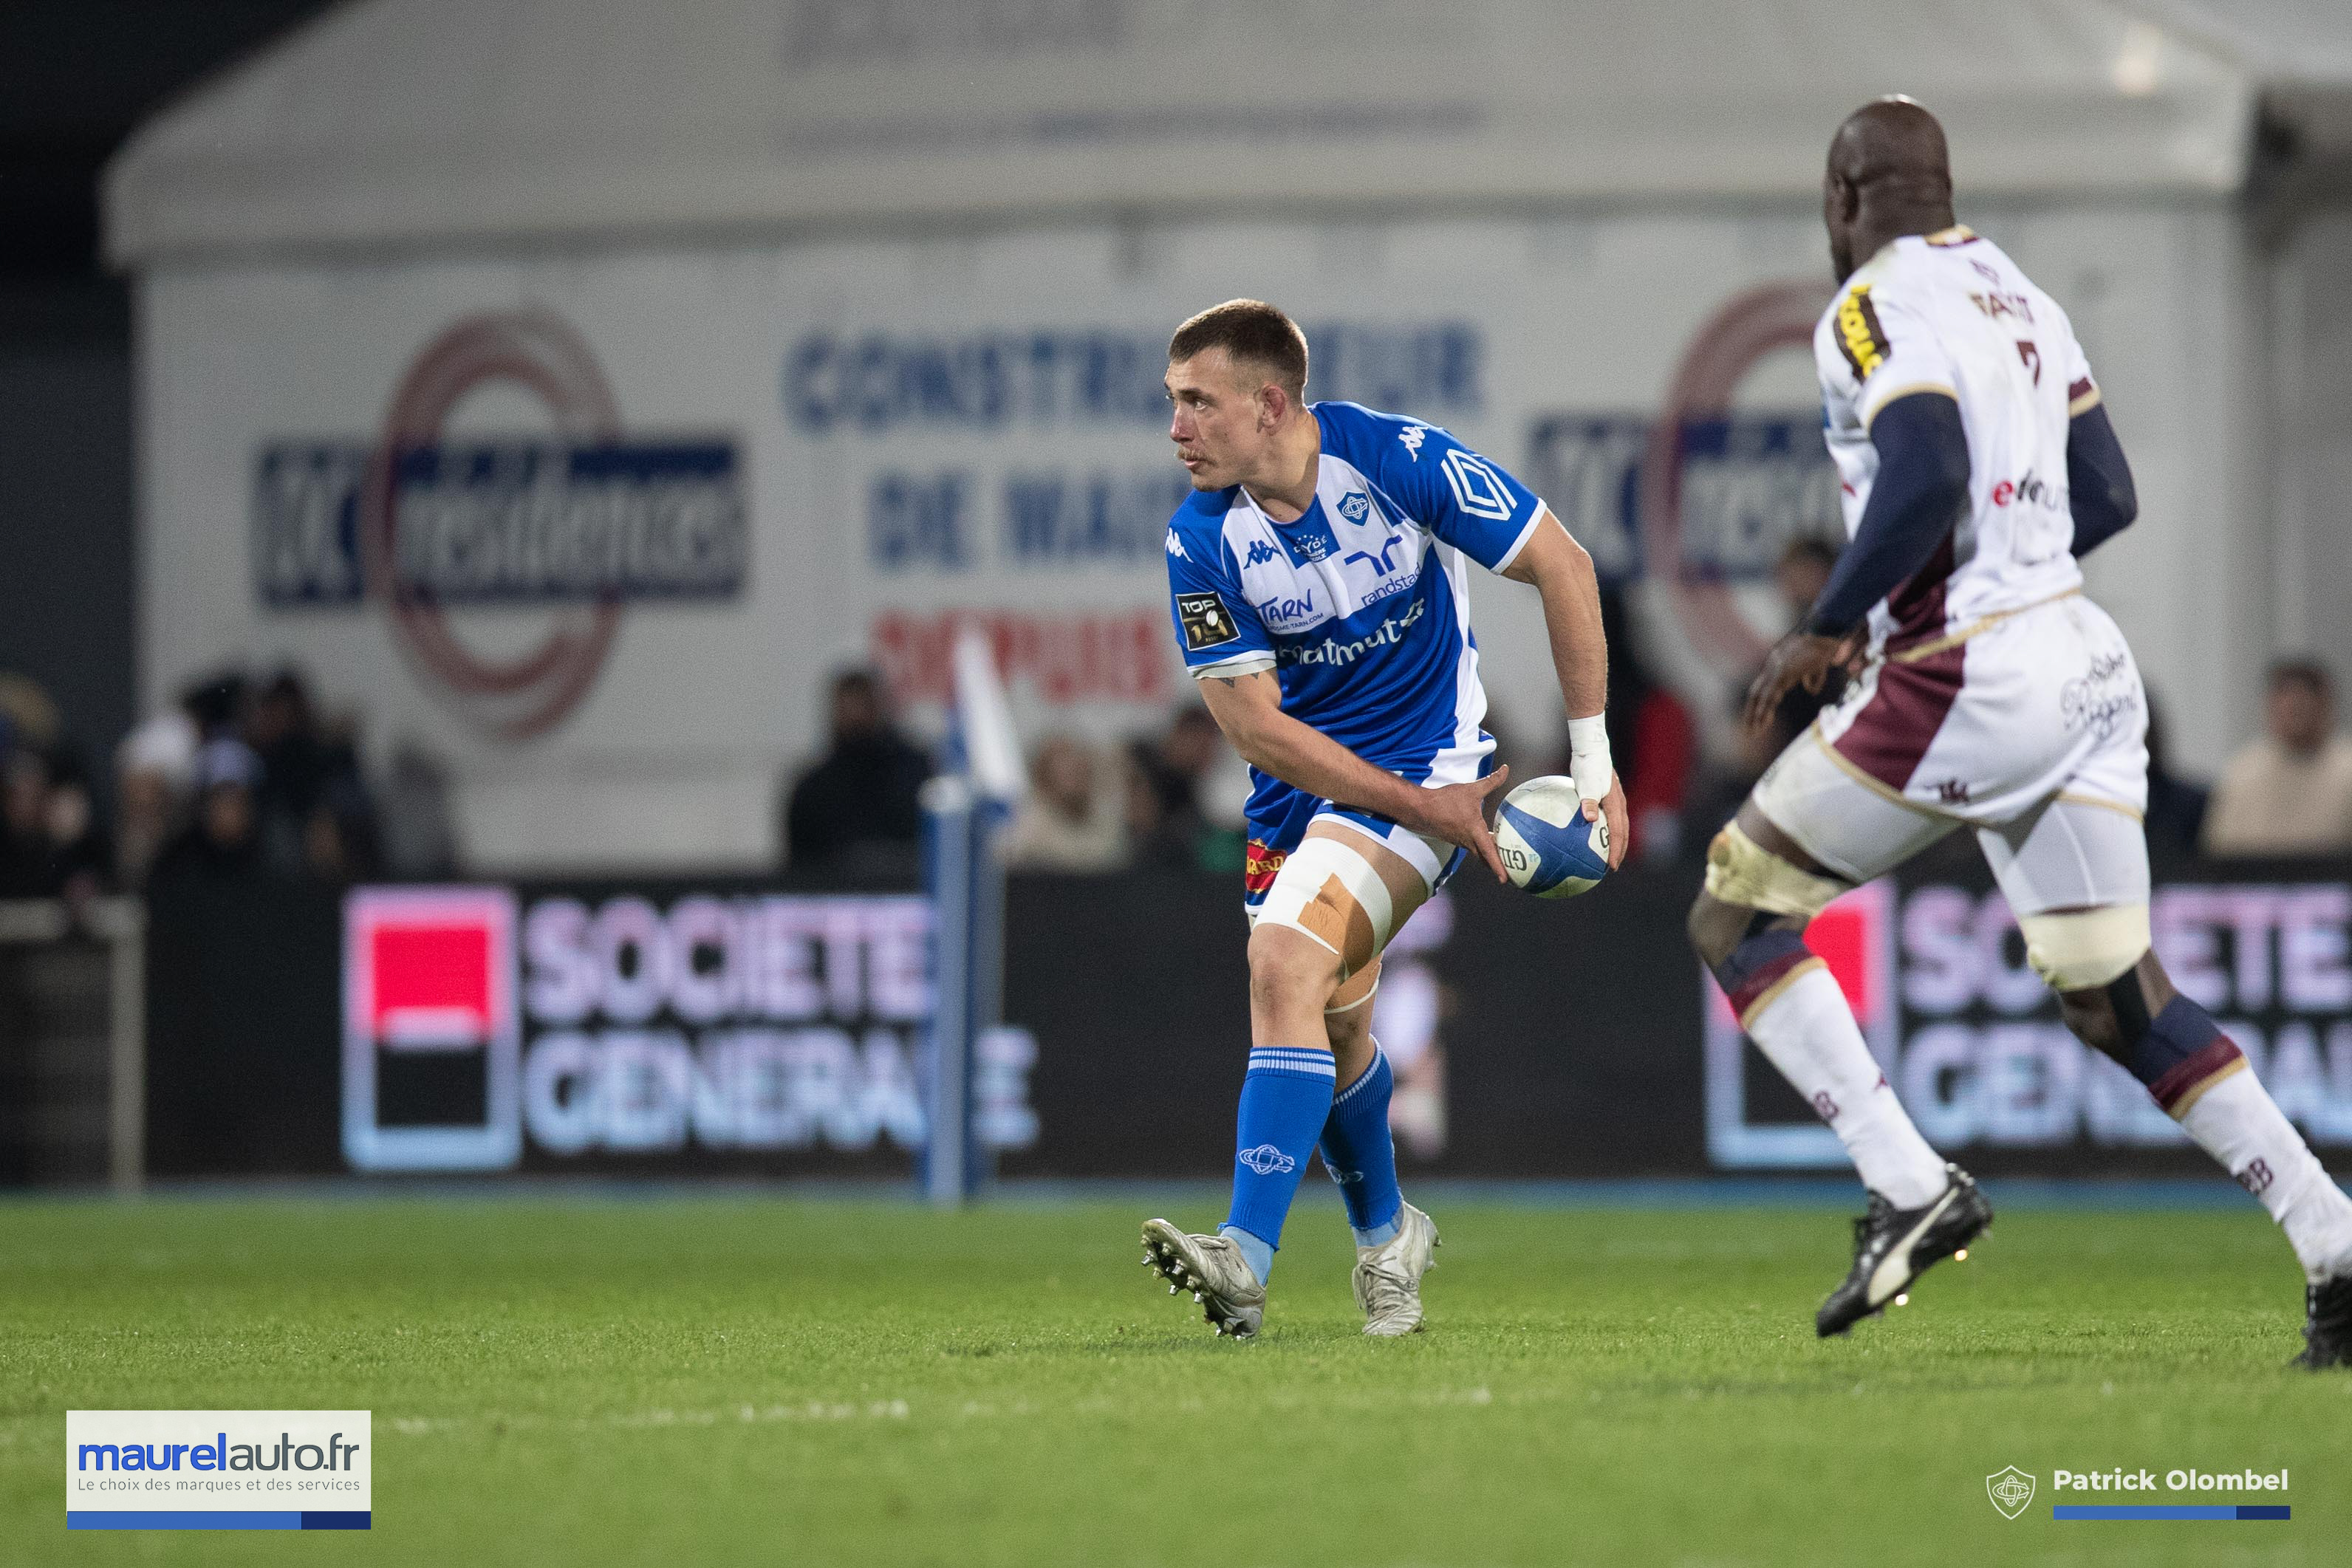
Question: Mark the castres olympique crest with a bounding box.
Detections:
[1986,1465,2037,1520]
[253,312,747,739]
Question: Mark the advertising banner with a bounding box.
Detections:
[140,206,2243,868]
[126,858,2352,1183]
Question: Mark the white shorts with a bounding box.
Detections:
[1754,593,2151,915]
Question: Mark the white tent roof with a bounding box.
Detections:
[106,0,2303,266]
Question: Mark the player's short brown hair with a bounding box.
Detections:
[1168,300,1309,402]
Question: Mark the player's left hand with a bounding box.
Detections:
[1581,773,1628,872]
[1743,629,1864,736]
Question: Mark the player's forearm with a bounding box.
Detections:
[1525,530,1607,723]
[2066,403,2136,557]
[1806,392,1972,636]
[1200,679,1432,826]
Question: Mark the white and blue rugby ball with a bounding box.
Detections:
[1494,776,1610,899]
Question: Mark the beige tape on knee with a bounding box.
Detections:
[1703,821,1848,919]
[1257,836,1394,982]
[2018,904,2150,991]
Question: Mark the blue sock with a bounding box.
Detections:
[1320,1047,1404,1247]
[1220,1047,1336,1284]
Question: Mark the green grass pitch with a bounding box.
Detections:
[1,1191,2343,1566]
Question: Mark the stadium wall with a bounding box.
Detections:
[137,199,2267,871]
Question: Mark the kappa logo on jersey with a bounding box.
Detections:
[1237,1143,1296,1176]
[1175,592,1241,651]
[1441,448,1517,522]
[1243,538,1280,567]
[1165,529,1189,561]
[1336,491,1372,524]
[1397,425,1428,460]
[1834,285,1892,379]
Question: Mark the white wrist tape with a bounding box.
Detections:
[1566,713,1613,803]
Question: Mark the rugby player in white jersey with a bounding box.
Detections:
[1689,98,2352,1362]
[1140,300,1627,1338]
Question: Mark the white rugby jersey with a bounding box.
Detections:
[1813,226,2100,652]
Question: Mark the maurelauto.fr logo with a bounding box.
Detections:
[67,1411,370,1530]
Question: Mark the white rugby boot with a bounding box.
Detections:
[1353,1201,1440,1338]
[1141,1219,1266,1339]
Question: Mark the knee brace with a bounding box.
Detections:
[1256,837,1393,982]
[1703,821,1848,919]
[2017,903,2150,993]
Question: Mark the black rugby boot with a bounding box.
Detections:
[2293,1271,2352,1370]
[1816,1164,1992,1338]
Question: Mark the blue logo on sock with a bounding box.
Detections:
[1237,1144,1296,1176]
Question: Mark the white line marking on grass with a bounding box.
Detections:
[386,1400,912,1437]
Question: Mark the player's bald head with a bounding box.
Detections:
[1828,97,1951,206]
[1821,97,1956,281]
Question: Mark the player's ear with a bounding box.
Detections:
[1256,381,1288,431]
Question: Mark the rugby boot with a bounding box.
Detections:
[1141,1219,1265,1339]
[1353,1202,1440,1338]
[1816,1164,1991,1338]
[2293,1271,2352,1369]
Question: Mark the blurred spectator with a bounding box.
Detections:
[151,739,267,885]
[0,671,62,756]
[1123,736,1206,870]
[1575,589,1693,862]
[2141,696,2208,866]
[115,705,200,878]
[2204,659,2352,857]
[38,752,112,902]
[1774,536,1839,628]
[0,749,55,895]
[1682,685,1791,851]
[378,736,462,879]
[1002,736,1126,871]
[1765,536,1847,736]
[783,669,931,875]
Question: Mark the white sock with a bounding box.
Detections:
[2177,1067,2352,1283]
[1744,964,1947,1208]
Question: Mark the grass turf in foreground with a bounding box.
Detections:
[0,1195,2343,1567]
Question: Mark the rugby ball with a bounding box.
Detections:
[1494,775,1610,899]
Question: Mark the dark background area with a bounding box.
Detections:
[0,1,331,785]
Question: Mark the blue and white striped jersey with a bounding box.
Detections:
[1163,401,1542,839]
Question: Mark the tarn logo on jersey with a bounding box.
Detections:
[1343,532,1409,578]
[1237,1143,1296,1176]
[1165,529,1188,561]
[1336,491,1372,524]
[1834,285,1892,379]
[1243,538,1280,568]
[1175,592,1241,651]
[1398,425,1428,460]
[1261,591,1320,632]
[1441,448,1516,522]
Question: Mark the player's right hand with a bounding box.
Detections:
[1411,765,1513,883]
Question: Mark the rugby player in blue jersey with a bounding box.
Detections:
[1141,300,1626,1338]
